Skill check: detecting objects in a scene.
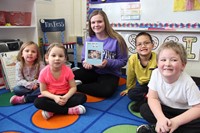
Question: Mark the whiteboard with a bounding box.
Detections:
[90,0,200,29]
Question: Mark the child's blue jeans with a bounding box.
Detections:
[13,86,40,103]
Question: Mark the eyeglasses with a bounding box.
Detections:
[136,42,152,47]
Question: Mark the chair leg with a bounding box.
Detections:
[73,44,78,68]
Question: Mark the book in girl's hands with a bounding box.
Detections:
[85,42,103,65]
[0,51,18,91]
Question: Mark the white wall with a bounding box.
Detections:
[36,0,55,41]
[54,0,87,62]
[36,0,87,62]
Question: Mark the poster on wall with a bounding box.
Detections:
[121,3,141,20]
[119,31,200,61]
[174,0,200,11]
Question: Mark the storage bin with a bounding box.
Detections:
[0,11,6,26]
[5,11,31,26]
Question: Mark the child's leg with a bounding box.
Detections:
[161,106,200,133]
[34,93,87,120]
[140,103,200,133]
[13,86,32,96]
[10,86,33,105]
[68,105,86,115]
[64,93,87,107]
[77,73,119,98]
[34,97,66,113]
[74,67,120,98]
[128,85,148,112]
[140,103,186,124]
[128,84,148,101]
[34,93,87,114]
[73,67,98,84]
[24,88,40,103]
[140,103,157,123]
[66,93,87,115]
[178,119,200,133]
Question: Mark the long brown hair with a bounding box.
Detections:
[17,41,42,79]
[88,10,127,54]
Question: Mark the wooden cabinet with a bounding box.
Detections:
[0,0,38,43]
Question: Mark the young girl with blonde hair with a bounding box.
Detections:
[10,41,45,105]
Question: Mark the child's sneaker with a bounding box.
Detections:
[75,80,82,86]
[136,124,156,133]
[10,95,25,105]
[42,110,54,120]
[68,105,86,115]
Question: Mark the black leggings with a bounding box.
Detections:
[73,67,119,98]
[128,84,148,101]
[140,103,200,133]
[34,93,86,114]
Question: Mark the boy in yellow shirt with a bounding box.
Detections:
[120,32,157,112]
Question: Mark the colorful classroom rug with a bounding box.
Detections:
[0,78,147,133]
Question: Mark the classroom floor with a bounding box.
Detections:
[0,78,147,133]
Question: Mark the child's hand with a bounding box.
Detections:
[156,117,171,133]
[120,91,127,96]
[54,95,66,106]
[60,96,68,104]
[32,84,38,90]
[168,118,180,133]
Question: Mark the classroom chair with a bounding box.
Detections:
[39,18,78,68]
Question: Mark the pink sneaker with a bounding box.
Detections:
[42,110,54,120]
[68,105,86,115]
[10,95,25,105]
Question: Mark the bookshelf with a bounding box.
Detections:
[0,0,38,43]
[0,0,38,90]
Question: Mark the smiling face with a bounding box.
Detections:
[136,35,154,57]
[22,44,38,65]
[90,14,106,36]
[46,46,66,70]
[157,48,186,83]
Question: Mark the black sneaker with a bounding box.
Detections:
[136,124,156,133]
[130,100,146,112]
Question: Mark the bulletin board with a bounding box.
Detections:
[89,0,200,30]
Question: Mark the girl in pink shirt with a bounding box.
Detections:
[34,43,86,120]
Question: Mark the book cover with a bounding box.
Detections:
[0,51,18,91]
[85,42,103,65]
